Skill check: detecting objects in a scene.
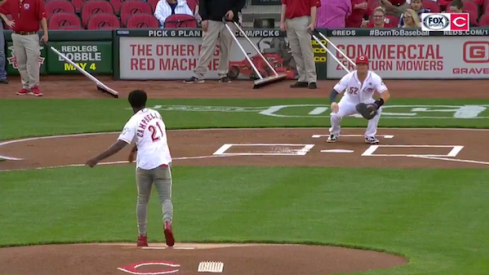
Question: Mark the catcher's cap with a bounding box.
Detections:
[356,55,369,64]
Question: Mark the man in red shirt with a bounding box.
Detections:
[280,0,320,89]
[0,0,47,96]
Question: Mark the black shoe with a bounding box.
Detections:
[219,76,231,83]
[290,81,308,88]
[0,79,8,84]
[183,76,204,84]
[308,82,317,89]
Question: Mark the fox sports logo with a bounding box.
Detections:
[422,14,450,30]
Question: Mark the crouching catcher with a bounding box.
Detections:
[327,55,391,144]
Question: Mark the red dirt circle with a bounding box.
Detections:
[0,243,407,275]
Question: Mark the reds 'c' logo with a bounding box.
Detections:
[8,46,45,69]
[118,261,180,274]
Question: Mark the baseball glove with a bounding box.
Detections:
[356,103,378,120]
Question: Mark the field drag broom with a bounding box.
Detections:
[43,42,119,98]
[309,29,355,73]
[223,18,287,89]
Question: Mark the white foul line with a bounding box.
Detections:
[0,155,234,172]
[0,155,23,161]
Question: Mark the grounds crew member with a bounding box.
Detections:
[184,0,245,84]
[281,0,320,89]
[0,0,48,96]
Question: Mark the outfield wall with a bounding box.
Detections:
[4,28,489,80]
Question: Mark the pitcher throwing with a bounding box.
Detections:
[327,55,391,144]
[85,90,175,247]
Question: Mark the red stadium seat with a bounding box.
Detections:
[366,0,380,16]
[45,0,75,18]
[484,0,489,12]
[147,0,159,12]
[462,0,480,25]
[48,12,82,30]
[186,0,198,13]
[81,0,115,27]
[422,0,441,12]
[120,1,153,27]
[70,0,89,13]
[385,14,399,26]
[126,13,160,28]
[87,13,120,30]
[486,3,489,12]
[110,0,140,15]
[479,12,489,25]
[164,14,198,28]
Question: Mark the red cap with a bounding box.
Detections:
[356,55,369,64]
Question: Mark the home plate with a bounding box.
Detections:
[320,149,354,153]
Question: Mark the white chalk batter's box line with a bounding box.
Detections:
[213,144,315,156]
[362,145,464,157]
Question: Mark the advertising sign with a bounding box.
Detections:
[326,37,489,79]
[117,29,326,80]
[6,42,47,75]
[46,42,113,74]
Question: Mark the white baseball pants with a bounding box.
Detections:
[329,100,382,137]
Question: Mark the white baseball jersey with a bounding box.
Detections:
[333,70,388,104]
[118,108,172,170]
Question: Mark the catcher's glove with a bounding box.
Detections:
[356,103,378,120]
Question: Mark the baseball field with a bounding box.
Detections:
[1,77,489,275]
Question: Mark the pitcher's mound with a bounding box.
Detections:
[0,242,407,275]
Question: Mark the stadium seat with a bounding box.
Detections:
[462,0,480,25]
[81,0,115,27]
[186,0,198,13]
[486,3,489,12]
[110,0,140,15]
[147,0,160,12]
[479,12,489,25]
[45,0,76,18]
[422,0,441,12]
[87,13,121,30]
[71,0,89,13]
[366,0,380,16]
[484,0,489,12]
[48,12,82,30]
[126,13,160,28]
[120,1,153,27]
[164,14,198,28]
[385,14,400,26]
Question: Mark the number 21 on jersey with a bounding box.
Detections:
[148,121,164,142]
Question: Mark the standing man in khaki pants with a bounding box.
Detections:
[0,0,47,96]
[281,0,320,89]
[184,0,245,84]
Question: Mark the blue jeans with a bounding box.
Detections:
[0,22,7,80]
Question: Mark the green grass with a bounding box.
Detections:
[1,98,489,274]
[1,166,489,274]
[2,98,489,139]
